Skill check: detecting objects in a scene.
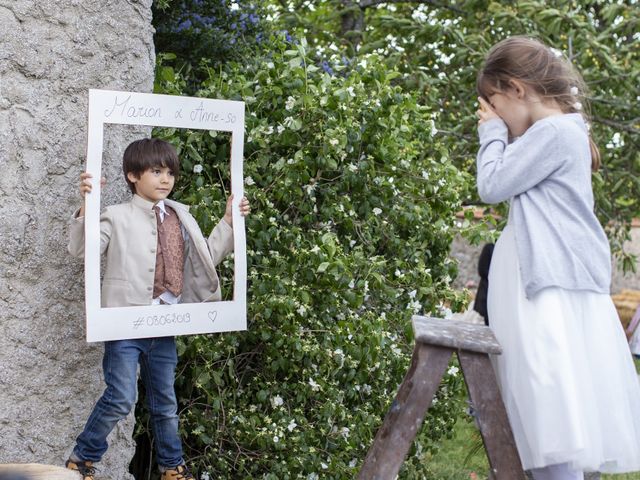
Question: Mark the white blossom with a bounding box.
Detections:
[271,395,284,408]
[287,420,297,432]
[245,176,255,186]
[329,138,339,146]
[407,299,422,313]
[285,96,296,111]
[570,86,579,95]
[447,365,459,376]
[308,378,320,391]
[348,280,355,289]
[304,183,317,195]
[573,101,583,111]
[193,164,203,174]
[550,47,563,58]
[273,435,279,443]
[430,120,438,136]
[372,207,382,216]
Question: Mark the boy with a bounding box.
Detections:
[66,138,250,480]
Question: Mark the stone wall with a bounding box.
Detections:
[0,1,154,478]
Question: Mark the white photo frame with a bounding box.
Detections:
[84,89,246,342]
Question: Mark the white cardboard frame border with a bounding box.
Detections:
[85,89,246,342]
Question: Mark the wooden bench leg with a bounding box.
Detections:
[358,344,452,480]
[458,350,526,480]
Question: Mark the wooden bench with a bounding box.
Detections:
[358,315,526,480]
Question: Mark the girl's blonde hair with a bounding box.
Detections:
[477,36,600,171]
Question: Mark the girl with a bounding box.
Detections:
[475,36,640,480]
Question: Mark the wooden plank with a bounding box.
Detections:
[358,344,452,480]
[458,351,526,480]
[0,464,80,479]
[412,315,502,354]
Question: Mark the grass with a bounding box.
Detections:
[426,358,640,480]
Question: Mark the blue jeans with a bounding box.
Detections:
[73,337,184,468]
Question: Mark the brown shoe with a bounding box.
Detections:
[65,459,96,480]
[161,464,195,480]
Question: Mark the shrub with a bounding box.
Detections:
[153,0,270,88]
[152,35,470,479]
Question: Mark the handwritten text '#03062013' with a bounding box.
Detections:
[103,95,238,124]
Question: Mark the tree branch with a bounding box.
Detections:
[592,116,640,135]
[358,0,466,15]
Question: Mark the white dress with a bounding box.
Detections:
[488,224,640,473]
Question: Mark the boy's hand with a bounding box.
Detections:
[477,97,500,125]
[223,194,251,227]
[78,172,106,217]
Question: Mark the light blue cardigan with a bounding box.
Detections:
[477,114,611,298]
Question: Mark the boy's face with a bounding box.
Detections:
[127,166,175,203]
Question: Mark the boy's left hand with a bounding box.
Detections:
[223,194,251,226]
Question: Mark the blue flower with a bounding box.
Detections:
[176,19,192,32]
[321,60,334,75]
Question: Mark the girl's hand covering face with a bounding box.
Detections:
[477,96,500,124]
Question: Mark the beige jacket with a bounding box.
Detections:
[68,194,234,308]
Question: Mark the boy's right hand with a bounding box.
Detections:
[79,172,107,197]
[78,172,106,217]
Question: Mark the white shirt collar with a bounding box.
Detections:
[155,200,170,222]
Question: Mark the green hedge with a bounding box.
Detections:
[151,35,470,479]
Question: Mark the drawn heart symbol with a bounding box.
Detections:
[208,311,218,323]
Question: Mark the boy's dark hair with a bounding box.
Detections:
[123,138,180,194]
